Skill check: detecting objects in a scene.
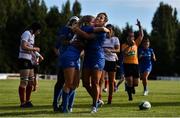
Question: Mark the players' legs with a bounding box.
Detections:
[68,69,80,112]
[141,71,150,95]
[91,69,102,109]
[82,69,93,98]
[103,72,108,92]
[107,71,116,104]
[99,70,105,101]
[19,69,30,107]
[125,76,133,101]
[26,69,34,105]
[53,68,65,111]
[61,67,75,112]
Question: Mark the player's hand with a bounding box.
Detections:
[136,19,141,28]
[103,27,110,33]
[39,56,44,62]
[33,47,40,52]
[104,48,111,54]
[33,85,38,92]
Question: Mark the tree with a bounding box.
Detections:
[72,0,81,17]
[121,23,133,44]
[174,24,180,74]
[42,6,62,74]
[151,2,178,75]
[61,0,71,23]
[113,25,122,40]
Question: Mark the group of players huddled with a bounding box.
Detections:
[18,12,156,113]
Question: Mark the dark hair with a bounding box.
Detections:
[68,19,78,26]
[106,24,114,29]
[29,22,41,33]
[142,38,150,42]
[97,12,108,22]
[106,24,114,37]
[79,15,94,26]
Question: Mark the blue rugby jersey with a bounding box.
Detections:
[55,26,74,67]
[138,48,154,67]
[85,32,106,58]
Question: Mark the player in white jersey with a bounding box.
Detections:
[100,24,120,104]
[18,22,41,108]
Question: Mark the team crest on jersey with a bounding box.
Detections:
[94,64,99,68]
[70,62,75,66]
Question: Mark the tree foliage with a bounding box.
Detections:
[0,1,180,76]
[151,2,178,75]
[72,0,81,17]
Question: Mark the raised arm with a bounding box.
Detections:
[135,19,144,46]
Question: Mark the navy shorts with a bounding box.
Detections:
[104,60,117,72]
[139,64,152,73]
[18,58,33,70]
[83,57,105,70]
[123,64,140,78]
[61,46,81,69]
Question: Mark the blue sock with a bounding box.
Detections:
[68,89,75,109]
[62,91,69,112]
[53,85,62,106]
[53,82,63,104]
[144,86,148,91]
[95,101,99,108]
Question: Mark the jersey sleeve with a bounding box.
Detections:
[114,37,120,45]
[81,26,94,33]
[55,26,70,49]
[21,31,30,42]
[150,48,154,54]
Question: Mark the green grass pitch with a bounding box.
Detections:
[0,79,180,117]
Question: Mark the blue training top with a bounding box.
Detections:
[85,32,106,59]
[138,47,154,67]
[55,26,74,67]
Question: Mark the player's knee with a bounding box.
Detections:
[64,82,71,89]
[133,82,139,87]
[20,78,29,87]
[57,77,65,85]
[71,83,78,89]
[28,77,34,85]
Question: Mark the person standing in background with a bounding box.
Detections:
[100,24,120,104]
[138,38,156,96]
[18,22,41,108]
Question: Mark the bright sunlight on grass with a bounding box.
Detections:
[0,79,180,117]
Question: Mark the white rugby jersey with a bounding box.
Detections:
[102,36,120,61]
[18,30,35,60]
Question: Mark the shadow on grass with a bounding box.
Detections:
[0,110,55,117]
[0,105,52,110]
[74,102,138,108]
[75,101,180,108]
[1,102,180,116]
[151,101,180,106]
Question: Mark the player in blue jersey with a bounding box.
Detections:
[60,15,109,113]
[138,38,156,96]
[52,16,79,112]
[82,12,109,113]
